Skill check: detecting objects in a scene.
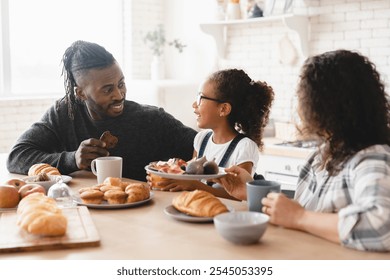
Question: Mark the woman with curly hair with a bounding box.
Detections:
[218,50,390,251]
[148,69,274,199]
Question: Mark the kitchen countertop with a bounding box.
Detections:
[261,137,315,159]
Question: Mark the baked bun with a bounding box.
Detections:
[100,185,122,193]
[80,190,104,204]
[17,193,67,236]
[103,177,122,187]
[125,183,150,203]
[28,163,61,176]
[120,181,130,191]
[172,190,228,217]
[78,184,103,194]
[104,190,127,204]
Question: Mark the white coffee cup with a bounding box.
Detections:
[91,156,122,184]
[246,180,281,212]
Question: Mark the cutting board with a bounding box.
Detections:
[0,206,100,253]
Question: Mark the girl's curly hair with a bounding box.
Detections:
[297,49,390,175]
[208,69,274,150]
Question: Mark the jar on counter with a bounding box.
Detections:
[226,0,241,20]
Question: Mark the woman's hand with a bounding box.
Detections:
[214,166,253,201]
[75,138,109,170]
[262,192,340,243]
[261,192,305,229]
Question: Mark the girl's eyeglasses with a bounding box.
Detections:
[196,92,225,106]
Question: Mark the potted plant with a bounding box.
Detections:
[143,24,186,79]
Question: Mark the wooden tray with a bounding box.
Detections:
[0,206,100,253]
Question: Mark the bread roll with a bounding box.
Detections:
[16,192,67,236]
[25,212,67,236]
[80,190,104,204]
[78,184,103,194]
[103,177,122,187]
[172,190,228,217]
[104,190,127,204]
[125,183,150,203]
[100,185,122,193]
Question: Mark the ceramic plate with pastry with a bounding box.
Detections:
[74,179,154,209]
[145,157,227,180]
[74,193,154,209]
[26,163,72,183]
[164,190,233,223]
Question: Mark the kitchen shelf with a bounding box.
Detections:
[200,14,309,58]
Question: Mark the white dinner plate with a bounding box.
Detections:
[74,192,154,209]
[23,175,72,184]
[145,165,227,180]
[164,204,234,223]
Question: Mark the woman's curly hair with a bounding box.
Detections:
[59,40,115,119]
[208,69,274,150]
[297,49,390,175]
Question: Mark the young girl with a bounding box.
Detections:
[149,68,274,199]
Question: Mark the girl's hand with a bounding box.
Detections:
[146,176,198,192]
[159,179,198,192]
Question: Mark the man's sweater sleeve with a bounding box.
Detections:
[6,107,79,175]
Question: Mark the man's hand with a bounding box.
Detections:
[75,138,109,170]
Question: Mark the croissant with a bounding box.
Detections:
[172,190,228,217]
[125,183,150,203]
[17,193,67,236]
[28,163,61,176]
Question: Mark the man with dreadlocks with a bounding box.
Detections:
[7,40,196,181]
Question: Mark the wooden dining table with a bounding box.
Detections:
[0,154,389,260]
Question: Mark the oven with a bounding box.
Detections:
[257,140,317,198]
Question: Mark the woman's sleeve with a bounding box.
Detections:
[338,148,390,251]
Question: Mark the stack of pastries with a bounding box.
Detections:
[79,177,150,205]
[17,193,67,236]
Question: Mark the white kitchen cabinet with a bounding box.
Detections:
[257,146,312,198]
[200,14,309,58]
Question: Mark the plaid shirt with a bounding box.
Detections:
[295,144,390,251]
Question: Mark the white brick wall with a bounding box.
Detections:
[124,0,164,79]
[1,0,389,152]
[218,0,390,123]
[0,98,56,152]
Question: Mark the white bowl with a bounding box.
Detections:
[214,211,269,245]
[23,175,61,191]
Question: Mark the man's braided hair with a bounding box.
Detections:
[58,40,115,119]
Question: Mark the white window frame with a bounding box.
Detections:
[0,0,11,96]
[0,0,125,98]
